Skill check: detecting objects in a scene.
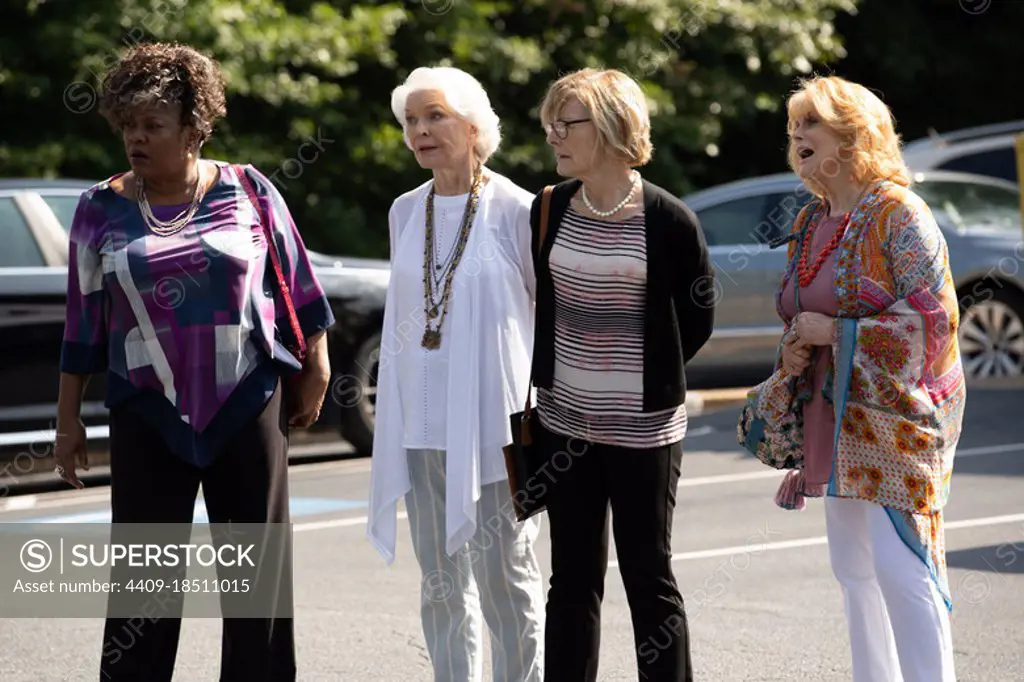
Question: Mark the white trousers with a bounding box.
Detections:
[825,496,956,682]
[405,449,545,682]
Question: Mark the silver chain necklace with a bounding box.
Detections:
[137,163,206,237]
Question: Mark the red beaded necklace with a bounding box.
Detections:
[797,212,850,288]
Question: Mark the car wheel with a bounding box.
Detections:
[958,288,1024,380]
[338,331,380,456]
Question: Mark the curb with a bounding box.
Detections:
[0,427,343,496]
[685,375,1024,416]
[966,376,1024,390]
[687,388,751,416]
[5,376,1011,495]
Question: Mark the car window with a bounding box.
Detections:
[913,180,1021,233]
[0,197,45,267]
[696,195,771,246]
[41,194,83,233]
[936,148,1018,183]
[762,192,814,242]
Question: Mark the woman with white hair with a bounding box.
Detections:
[365,66,545,682]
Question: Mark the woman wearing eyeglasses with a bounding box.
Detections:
[528,68,716,682]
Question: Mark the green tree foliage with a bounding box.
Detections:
[1,0,857,257]
[703,0,1024,190]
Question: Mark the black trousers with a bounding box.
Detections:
[99,382,295,682]
[538,420,692,682]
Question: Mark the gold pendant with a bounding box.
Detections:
[421,329,441,350]
[426,306,438,319]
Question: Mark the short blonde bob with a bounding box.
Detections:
[786,75,911,198]
[539,68,653,166]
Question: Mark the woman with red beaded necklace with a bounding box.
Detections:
[771,75,965,682]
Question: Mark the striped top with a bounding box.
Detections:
[536,206,687,448]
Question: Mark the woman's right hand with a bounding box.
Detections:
[54,418,88,490]
[781,333,812,377]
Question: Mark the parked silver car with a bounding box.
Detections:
[901,120,1023,184]
[681,170,1024,383]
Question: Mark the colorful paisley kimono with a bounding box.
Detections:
[775,179,967,610]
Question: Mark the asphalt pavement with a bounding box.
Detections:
[0,386,1022,681]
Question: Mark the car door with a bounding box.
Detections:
[39,191,84,235]
[0,192,73,446]
[761,189,814,290]
[691,192,792,370]
[36,189,111,429]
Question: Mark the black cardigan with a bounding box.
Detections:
[529,178,716,412]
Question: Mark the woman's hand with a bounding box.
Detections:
[781,333,812,377]
[288,368,331,428]
[54,417,88,489]
[287,330,331,429]
[793,312,837,347]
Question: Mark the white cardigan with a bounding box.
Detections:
[366,169,536,564]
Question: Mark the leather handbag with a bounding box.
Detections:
[503,185,553,522]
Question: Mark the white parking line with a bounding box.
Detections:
[293,510,1024,566]
[681,441,1024,488]
[3,440,1023,515]
[289,441,356,457]
[0,490,111,512]
[678,470,784,487]
[294,512,407,533]
[605,511,1024,567]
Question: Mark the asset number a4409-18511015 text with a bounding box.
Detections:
[11,578,252,594]
[13,579,117,593]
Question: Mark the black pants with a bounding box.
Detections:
[538,421,692,682]
[99,382,295,682]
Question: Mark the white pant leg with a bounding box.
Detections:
[866,503,957,682]
[466,479,545,682]
[825,496,903,682]
[405,449,484,682]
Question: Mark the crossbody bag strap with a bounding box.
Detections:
[523,185,554,417]
[233,164,308,364]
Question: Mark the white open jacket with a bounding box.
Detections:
[366,169,537,564]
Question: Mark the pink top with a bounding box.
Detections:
[779,214,845,488]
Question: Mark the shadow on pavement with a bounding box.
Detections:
[947,542,1024,576]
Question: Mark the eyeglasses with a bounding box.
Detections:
[544,118,592,139]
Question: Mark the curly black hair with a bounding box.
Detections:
[98,42,227,148]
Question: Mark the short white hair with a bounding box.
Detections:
[390,66,501,164]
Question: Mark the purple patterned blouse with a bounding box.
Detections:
[60,161,335,467]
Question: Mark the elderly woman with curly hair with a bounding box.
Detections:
[366,66,545,682]
[770,75,965,681]
[54,42,334,681]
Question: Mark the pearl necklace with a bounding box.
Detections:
[137,163,206,237]
[581,170,640,217]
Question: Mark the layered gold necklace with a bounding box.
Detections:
[421,166,486,350]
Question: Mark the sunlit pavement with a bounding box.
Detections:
[0,386,1022,681]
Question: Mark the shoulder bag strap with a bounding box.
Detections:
[538,185,552,260]
[523,185,554,417]
[233,164,308,363]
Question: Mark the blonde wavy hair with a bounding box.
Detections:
[539,68,653,166]
[786,75,911,198]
